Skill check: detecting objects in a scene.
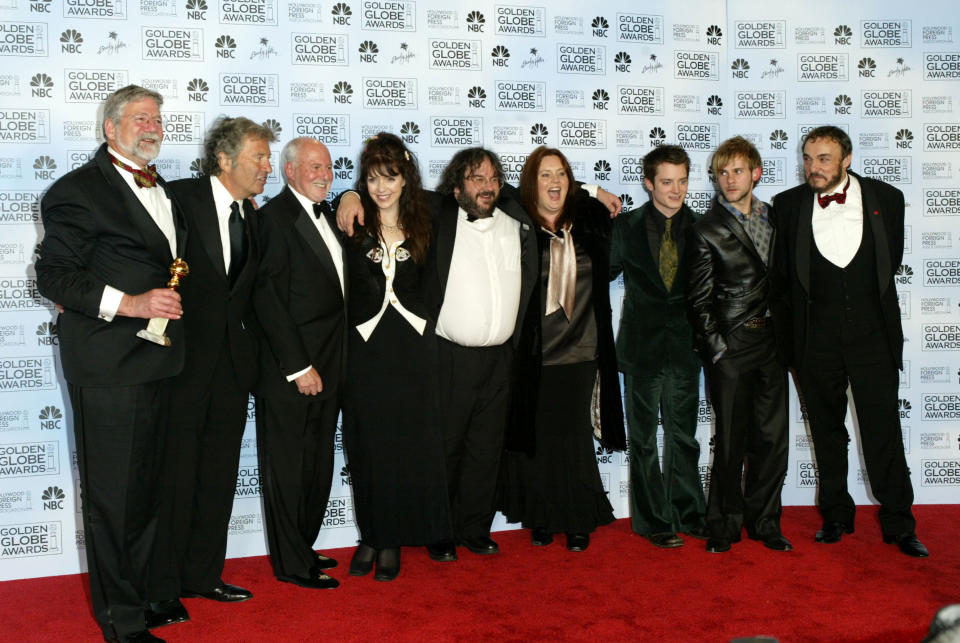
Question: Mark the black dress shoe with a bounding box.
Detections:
[181,583,252,602]
[883,532,929,558]
[461,536,500,554]
[566,533,590,552]
[145,599,189,629]
[531,529,554,546]
[349,542,377,576]
[313,552,338,570]
[426,541,458,562]
[645,533,683,548]
[374,547,401,581]
[684,526,709,540]
[277,568,340,589]
[815,521,853,544]
[706,537,731,553]
[104,630,165,643]
[759,534,793,552]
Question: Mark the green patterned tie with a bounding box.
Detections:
[659,217,677,290]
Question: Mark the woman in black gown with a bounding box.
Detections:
[501,146,625,551]
[341,133,452,580]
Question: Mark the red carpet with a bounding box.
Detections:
[3,505,958,642]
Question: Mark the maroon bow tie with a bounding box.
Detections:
[817,178,850,209]
[110,154,158,189]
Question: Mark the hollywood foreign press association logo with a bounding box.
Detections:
[331,2,352,26]
[593,159,611,181]
[592,89,609,110]
[466,10,485,32]
[358,40,378,63]
[185,0,208,20]
[834,94,853,115]
[400,121,419,144]
[187,78,208,102]
[60,29,83,54]
[38,405,63,430]
[619,194,635,209]
[468,86,486,108]
[649,126,666,147]
[706,95,722,115]
[731,58,750,78]
[858,57,877,77]
[896,129,914,149]
[30,73,53,98]
[332,81,352,104]
[41,486,64,510]
[491,45,510,67]
[706,24,722,45]
[834,24,853,45]
[215,35,237,59]
[530,123,548,145]
[333,157,353,180]
[592,16,609,38]
[33,155,56,181]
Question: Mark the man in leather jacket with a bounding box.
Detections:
[685,136,791,554]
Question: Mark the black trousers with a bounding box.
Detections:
[705,325,788,541]
[150,345,249,598]
[256,393,338,578]
[69,380,170,639]
[437,338,512,540]
[798,326,915,537]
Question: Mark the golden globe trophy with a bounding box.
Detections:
[136,257,189,347]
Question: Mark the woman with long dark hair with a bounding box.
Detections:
[501,146,625,551]
[340,133,451,580]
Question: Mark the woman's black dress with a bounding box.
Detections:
[341,234,453,549]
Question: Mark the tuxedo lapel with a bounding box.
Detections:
[634,205,667,294]
[436,198,458,293]
[795,189,815,296]
[191,180,228,281]
[293,204,343,298]
[159,176,188,258]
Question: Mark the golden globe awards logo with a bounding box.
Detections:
[797,54,849,81]
[64,69,128,103]
[557,44,605,74]
[162,112,204,144]
[734,21,786,48]
[923,259,960,287]
[673,51,718,80]
[685,190,713,212]
[922,324,960,351]
[219,0,276,25]
[500,153,527,183]
[0,442,59,477]
[616,13,663,43]
[494,81,545,112]
[923,124,960,151]
[558,119,605,148]
[235,465,260,497]
[361,0,414,31]
[861,90,911,118]
[141,27,203,60]
[675,123,718,151]
[797,461,819,488]
[0,23,48,56]
[64,0,126,19]
[922,394,960,421]
[291,33,348,65]
[924,53,960,80]
[68,150,94,169]
[861,19,911,47]
[617,156,644,184]
[735,91,785,118]
[495,6,545,37]
[921,459,960,486]
[759,158,786,185]
[0,192,40,225]
[429,39,481,70]
[431,117,482,147]
[0,522,62,559]
[616,86,663,115]
[924,189,960,216]
[219,73,278,105]
[0,278,51,312]
[323,496,355,528]
[362,77,416,109]
[861,157,911,184]
[293,114,348,144]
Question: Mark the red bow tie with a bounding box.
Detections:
[110,154,159,189]
[817,178,850,209]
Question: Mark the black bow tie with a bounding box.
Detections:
[313,201,332,219]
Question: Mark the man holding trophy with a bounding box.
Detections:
[36,85,186,643]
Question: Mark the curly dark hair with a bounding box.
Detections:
[355,132,431,263]
[519,146,577,230]
[436,147,504,196]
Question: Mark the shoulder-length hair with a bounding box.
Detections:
[519,146,578,230]
[354,132,431,263]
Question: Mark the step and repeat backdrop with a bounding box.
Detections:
[0,0,958,580]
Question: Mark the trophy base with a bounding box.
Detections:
[136,329,171,347]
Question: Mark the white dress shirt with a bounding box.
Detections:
[98,148,177,322]
[356,240,427,341]
[812,173,864,268]
[435,206,522,347]
[210,175,244,275]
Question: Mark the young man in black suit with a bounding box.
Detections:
[149,118,277,619]
[774,125,927,558]
[686,136,790,554]
[37,84,185,643]
[252,137,344,589]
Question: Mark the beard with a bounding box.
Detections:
[806,166,844,192]
[456,189,497,219]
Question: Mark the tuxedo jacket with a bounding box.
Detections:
[169,177,261,394]
[609,201,700,376]
[685,197,788,364]
[426,189,538,348]
[36,143,187,386]
[253,186,347,402]
[773,170,905,370]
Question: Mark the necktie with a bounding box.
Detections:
[817,178,850,209]
[659,217,678,290]
[110,154,158,188]
[227,201,247,286]
[313,201,331,219]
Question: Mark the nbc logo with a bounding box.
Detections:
[858,57,877,78]
[834,94,853,115]
[359,40,378,63]
[333,157,354,180]
[614,51,632,72]
[468,86,486,108]
[491,45,510,67]
[706,24,722,45]
[186,0,207,20]
[834,24,853,45]
[33,156,57,181]
[592,89,609,110]
[30,73,53,98]
[731,57,750,78]
[895,264,914,285]
[530,123,548,145]
[769,129,788,150]
[895,128,913,149]
[706,95,722,115]
[594,160,611,181]
[340,464,351,485]
[39,405,63,430]
[41,486,65,510]
[619,194,635,210]
[466,10,485,32]
[331,2,352,25]
[262,119,281,137]
[215,35,237,59]
[332,81,353,104]
[35,321,58,345]
[400,121,420,144]
[592,16,609,38]
[187,78,208,102]
[29,0,52,13]
[60,29,82,54]
[898,399,912,419]
[189,159,203,178]
[649,126,666,147]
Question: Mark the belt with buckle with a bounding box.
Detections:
[743,317,768,329]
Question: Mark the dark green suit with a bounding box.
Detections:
[610,201,705,536]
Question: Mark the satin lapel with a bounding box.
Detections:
[323,208,348,304]
[293,204,343,299]
[95,146,173,266]
[718,207,764,266]
[436,199,458,293]
[633,205,666,294]
[501,197,535,309]
[795,189,814,296]
[859,178,892,296]
[191,180,228,281]
[159,175,188,259]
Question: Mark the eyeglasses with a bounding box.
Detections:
[465,174,503,188]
